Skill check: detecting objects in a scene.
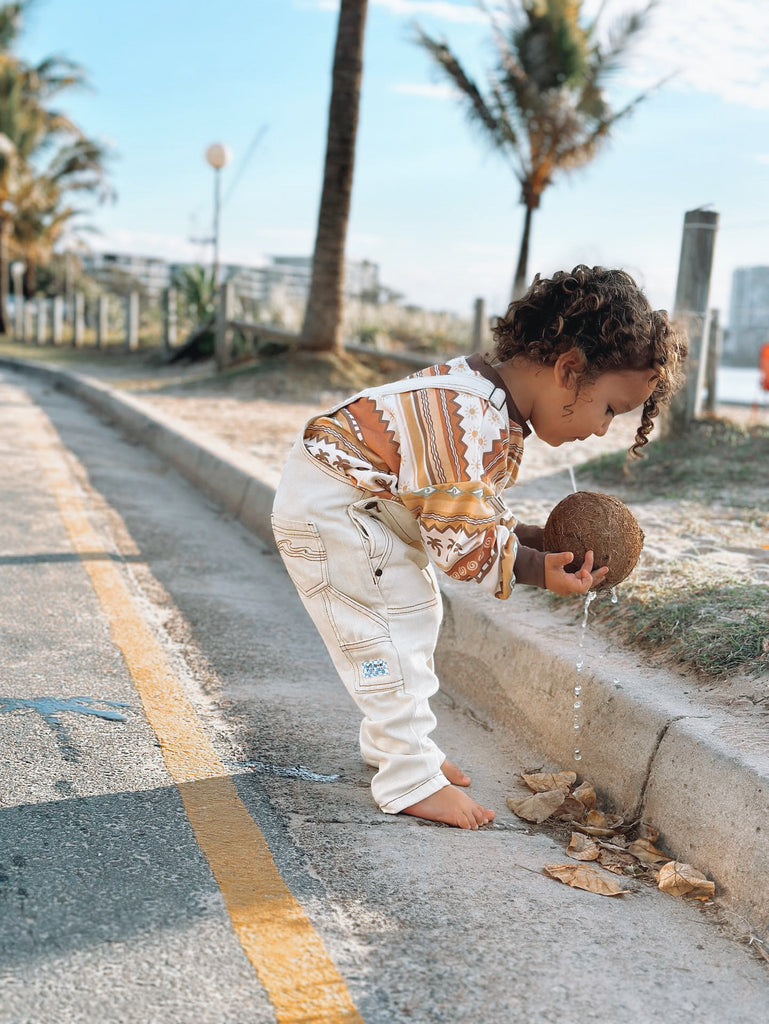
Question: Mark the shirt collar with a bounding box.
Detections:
[466,353,531,438]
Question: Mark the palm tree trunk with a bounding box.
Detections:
[300,0,368,353]
[511,203,534,303]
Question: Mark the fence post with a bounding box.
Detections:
[702,308,721,415]
[96,294,108,350]
[125,291,139,351]
[472,297,486,353]
[52,296,64,345]
[24,302,33,344]
[662,208,719,436]
[163,287,177,355]
[73,292,85,347]
[14,294,24,342]
[215,281,235,371]
[36,298,46,345]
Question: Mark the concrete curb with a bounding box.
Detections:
[4,354,767,930]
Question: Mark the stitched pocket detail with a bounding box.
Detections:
[271,515,329,597]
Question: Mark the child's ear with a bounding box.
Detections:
[554,347,587,390]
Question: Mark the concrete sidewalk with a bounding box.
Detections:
[4,353,767,935]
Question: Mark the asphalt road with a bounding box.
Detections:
[0,367,767,1024]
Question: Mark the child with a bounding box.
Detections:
[271,266,685,829]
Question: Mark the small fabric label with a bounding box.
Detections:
[361,658,388,679]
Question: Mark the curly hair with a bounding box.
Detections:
[491,266,688,457]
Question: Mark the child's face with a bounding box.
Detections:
[534,361,656,447]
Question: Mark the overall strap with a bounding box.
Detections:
[357,373,508,411]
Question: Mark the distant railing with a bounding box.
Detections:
[7,281,490,371]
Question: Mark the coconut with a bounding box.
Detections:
[542,491,644,589]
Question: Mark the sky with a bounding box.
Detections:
[16,0,769,322]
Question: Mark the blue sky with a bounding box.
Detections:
[17,0,769,321]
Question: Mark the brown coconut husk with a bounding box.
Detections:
[542,491,644,590]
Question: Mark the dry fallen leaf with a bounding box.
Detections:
[566,832,600,861]
[521,770,577,794]
[598,849,639,875]
[658,861,715,898]
[586,809,608,828]
[572,781,596,811]
[553,796,587,821]
[627,837,671,866]
[637,822,659,842]
[543,863,632,897]
[506,789,566,823]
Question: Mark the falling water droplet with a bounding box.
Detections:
[573,700,581,710]
[573,749,582,761]
[610,586,618,604]
[574,684,582,696]
[568,464,578,493]
[572,591,597,762]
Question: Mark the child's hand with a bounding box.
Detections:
[544,550,609,596]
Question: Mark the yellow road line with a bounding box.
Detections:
[33,413,363,1024]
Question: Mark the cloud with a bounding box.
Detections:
[587,0,769,110]
[391,82,460,99]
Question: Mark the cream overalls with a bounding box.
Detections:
[271,371,508,814]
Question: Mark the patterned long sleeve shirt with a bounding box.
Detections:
[303,353,545,598]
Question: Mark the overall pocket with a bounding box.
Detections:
[271,515,329,597]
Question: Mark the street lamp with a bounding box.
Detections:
[204,143,232,290]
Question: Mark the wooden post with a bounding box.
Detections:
[472,297,486,353]
[96,294,108,350]
[24,302,33,344]
[52,297,64,345]
[663,209,719,436]
[702,309,721,415]
[163,287,177,355]
[73,292,85,347]
[36,298,46,345]
[125,291,139,351]
[13,294,24,341]
[215,281,235,371]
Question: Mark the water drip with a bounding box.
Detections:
[572,590,597,760]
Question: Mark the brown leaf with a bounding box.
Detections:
[585,809,608,828]
[553,796,587,821]
[566,832,600,861]
[636,822,659,842]
[658,861,715,898]
[627,837,671,866]
[506,789,566,823]
[521,770,577,794]
[572,781,597,811]
[597,849,639,875]
[572,817,624,838]
[543,863,632,897]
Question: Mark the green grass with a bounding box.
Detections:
[581,418,769,501]
[574,417,769,678]
[592,574,768,677]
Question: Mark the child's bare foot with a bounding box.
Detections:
[402,785,495,829]
[441,758,471,787]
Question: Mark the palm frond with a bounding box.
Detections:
[413,23,508,152]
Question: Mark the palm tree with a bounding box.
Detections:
[300,0,368,353]
[416,0,660,300]
[171,263,216,325]
[0,3,110,331]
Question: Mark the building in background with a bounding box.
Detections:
[724,266,769,367]
[80,252,383,306]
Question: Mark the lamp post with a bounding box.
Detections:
[204,143,232,290]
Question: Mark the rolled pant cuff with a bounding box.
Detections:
[379,771,450,815]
